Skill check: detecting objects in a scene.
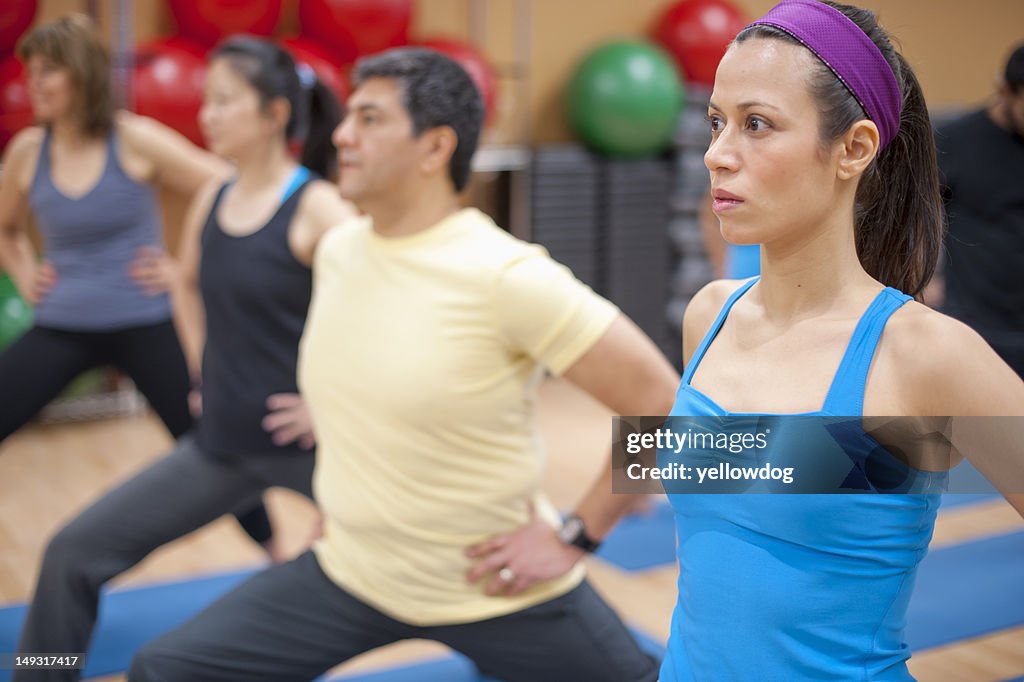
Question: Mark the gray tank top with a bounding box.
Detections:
[29,129,171,331]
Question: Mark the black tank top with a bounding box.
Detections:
[197,177,314,455]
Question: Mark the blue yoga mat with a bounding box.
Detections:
[940,492,1002,509]
[596,501,677,571]
[0,570,258,682]
[940,460,1000,508]
[1,527,1020,680]
[905,530,1024,651]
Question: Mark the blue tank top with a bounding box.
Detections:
[29,130,171,331]
[661,278,942,681]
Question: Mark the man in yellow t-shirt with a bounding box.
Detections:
[131,48,678,682]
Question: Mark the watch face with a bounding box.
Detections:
[560,517,583,543]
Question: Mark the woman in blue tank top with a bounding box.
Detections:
[663,1,1024,680]
[13,35,355,680]
[0,14,283,556]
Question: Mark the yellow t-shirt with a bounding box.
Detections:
[299,207,619,625]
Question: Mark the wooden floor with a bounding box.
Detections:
[1,379,1022,681]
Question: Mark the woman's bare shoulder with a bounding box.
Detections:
[1,127,46,193]
[877,301,1024,416]
[682,278,754,364]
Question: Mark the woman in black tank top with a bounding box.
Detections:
[14,36,356,676]
[177,36,354,461]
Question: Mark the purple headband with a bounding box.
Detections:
[748,0,902,150]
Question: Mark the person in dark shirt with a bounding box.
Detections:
[935,42,1024,376]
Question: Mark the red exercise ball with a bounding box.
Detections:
[417,37,497,126]
[0,56,33,152]
[167,0,282,48]
[159,35,209,60]
[299,0,411,64]
[0,0,37,55]
[133,38,207,146]
[280,37,350,107]
[651,0,748,87]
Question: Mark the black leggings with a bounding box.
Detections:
[0,321,273,544]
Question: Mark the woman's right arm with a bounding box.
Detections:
[118,112,231,199]
[891,309,1024,517]
[172,179,221,384]
[0,129,47,304]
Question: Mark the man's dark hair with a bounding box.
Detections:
[1005,42,1024,94]
[354,48,485,192]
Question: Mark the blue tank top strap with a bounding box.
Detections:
[822,287,912,415]
[219,166,312,206]
[281,166,312,203]
[682,277,759,384]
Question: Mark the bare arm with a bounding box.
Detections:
[261,180,355,449]
[560,315,680,539]
[929,328,1024,516]
[561,280,738,545]
[0,129,46,303]
[466,279,742,596]
[172,179,221,382]
[890,308,1024,516]
[118,112,231,199]
[467,314,679,595]
[287,179,357,267]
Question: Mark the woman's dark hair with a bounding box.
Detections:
[17,14,114,137]
[735,1,942,298]
[212,36,343,178]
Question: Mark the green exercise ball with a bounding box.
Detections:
[567,40,686,157]
[0,274,33,350]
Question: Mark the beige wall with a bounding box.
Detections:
[527,0,1024,142]
[10,0,1020,253]
[25,0,1024,145]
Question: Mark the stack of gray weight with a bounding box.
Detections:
[602,159,673,358]
[530,145,603,292]
[668,85,716,356]
[531,146,674,361]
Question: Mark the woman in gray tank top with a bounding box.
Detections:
[0,16,280,554]
[13,35,355,681]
